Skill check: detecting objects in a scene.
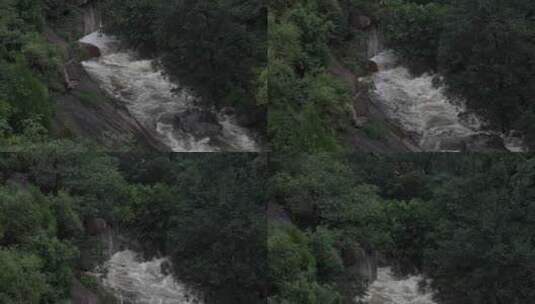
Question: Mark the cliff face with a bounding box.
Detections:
[44,2,167,151]
[81,2,102,35]
[328,22,419,153]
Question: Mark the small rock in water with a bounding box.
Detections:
[367,60,379,73]
[174,109,223,140]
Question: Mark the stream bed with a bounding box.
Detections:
[361,267,436,304]
[100,250,202,304]
[370,50,526,152]
[79,31,260,152]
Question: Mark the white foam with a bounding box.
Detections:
[102,250,203,304]
[78,31,260,152]
[370,50,525,152]
[360,267,436,304]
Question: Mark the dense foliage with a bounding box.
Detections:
[269,154,535,303]
[0,0,64,144]
[103,0,267,120]
[0,150,267,304]
[381,0,535,145]
[268,0,358,152]
[269,0,535,150]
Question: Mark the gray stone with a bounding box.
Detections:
[343,243,377,283]
[173,109,223,139]
[352,15,373,30]
[70,278,99,304]
[85,218,108,236]
[79,42,101,59]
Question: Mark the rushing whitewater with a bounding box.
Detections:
[360,267,436,304]
[79,31,259,152]
[370,50,525,152]
[101,250,202,304]
[370,51,484,151]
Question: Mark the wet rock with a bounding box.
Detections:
[173,109,223,139]
[342,243,377,282]
[79,42,101,59]
[220,107,236,116]
[70,278,99,304]
[351,14,373,30]
[367,60,379,73]
[161,260,172,276]
[464,134,508,152]
[85,218,108,235]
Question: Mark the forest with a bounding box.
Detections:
[268,153,535,303]
[0,0,266,151]
[268,0,535,152]
[0,150,267,303]
[2,0,535,303]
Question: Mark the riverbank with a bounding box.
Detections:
[42,1,168,151]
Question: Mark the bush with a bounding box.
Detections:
[0,62,54,133]
[362,120,387,140]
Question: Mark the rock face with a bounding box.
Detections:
[52,60,169,151]
[174,109,223,139]
[70,278,99,304]
[342,243,378,283]
[85,218,108,236]
[367,60,379,73]
[81,2,102,35]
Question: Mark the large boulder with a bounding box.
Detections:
[173,109,223,139]
[79,42,101,59]
[351,14,373,30]
[85,218,108,236]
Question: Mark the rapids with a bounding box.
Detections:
[101,250,202,304]
[360,267,436,304]
[369,50,525,152]
[79,31,260,152]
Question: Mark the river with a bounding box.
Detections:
[361,267,436,304]
[101,250,202,304]
[369,50,526,152]
[79,31,260,152]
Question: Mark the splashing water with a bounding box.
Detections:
[360,267,436,304]
[370,50,525,152]
[79,32,260,152]
[101,250,202,304]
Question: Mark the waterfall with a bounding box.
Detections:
[359,267,436,304]
[78,31,260,152]
[82,3,101,35]
[101,250,203,304]
[369,50,525,152]
[367,27,383,58]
